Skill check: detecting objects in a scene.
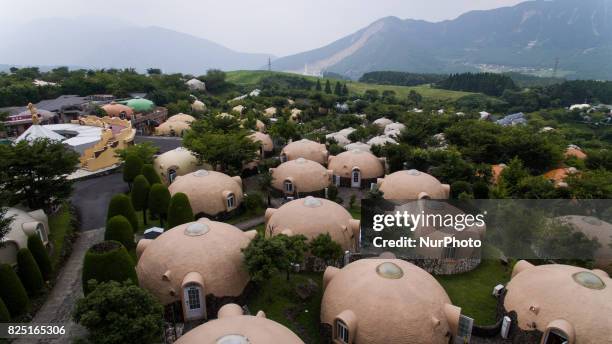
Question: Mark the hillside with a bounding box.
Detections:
[272,0,612,80]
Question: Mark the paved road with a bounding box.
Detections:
[135,135,182,153]
[70,173,127,231]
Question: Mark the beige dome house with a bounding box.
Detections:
[168,170,243,218]
[155,114,195,137]
[191,100,206,113]
[280,139,329,164]
[175,303,304,344]
[321,256,463,344]
[263,106,277,118]
[270,158,332,196]
[372,117,393,128]
[255,119,266,132]
[556,215,612,272]
[136,219,255,321]
[0,208,49,266]
[504,261,612,344]
[101,102,134,119]
[154,147,208,185]
[265,197,360,251]
[328,149,385,188]
[377,169,450,200]
[249,131,274,157]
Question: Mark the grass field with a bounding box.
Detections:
[226,70,476,101]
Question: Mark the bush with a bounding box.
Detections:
[472,181,490,199]
[0,297,10,321]
[148,184,171,227]
[123,154,144,187]
[450,181,473,199]
[82,241,138,295]
[73,281,163,344]
[167,193,194,229]
[107,194,138,234]
[327,185,339,202]
[0,264,30,317]
[105,216,135,249]
[140,164,161,185]
[131,175,150,225]
[17,248,45,294]
[244,192,265,213]
[27,234,52,280]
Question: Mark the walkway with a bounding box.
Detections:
[13,228,105,344]
[234,216,265,231]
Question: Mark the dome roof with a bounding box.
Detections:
[555,215,612,270]
[325,133,351,147]
[344,142,372,153]
[372,117,393,127]
[565,145,587,160]
[281,139,329,164]
[263,107,277,117]
[175,304,304,344]
[367,135,397,146]
[328,149,384,179]
[249,132,273,152]
[505,261,612,343]
[167,113,196,123]
[255,119,266,132]
[136,219,251,305]
[265,197,360,250]
[153,147,203,183]
[155,120,191,136]
[191,100,206,112]
[322,258,459,344]
[101,102,134,118]
[377,169,450,200]
[125,98,155,113]
[168,170,243,216]
[270,158,332,193]
[384,122,405,134]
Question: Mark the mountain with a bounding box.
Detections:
[0,17,271,74]
[272,0,612,80]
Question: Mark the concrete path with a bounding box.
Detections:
[234,216,265,231]
[13,228,104,344]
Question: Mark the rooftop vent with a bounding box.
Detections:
[184,222,210,236]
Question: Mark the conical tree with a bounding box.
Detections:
[0,297,10,322]
[17,248,44,294]
[105,215,135,249]
[324,80,332,94]
[131,175,151,225]
[167,192,194,229]
[82,241,138,294]
[27,234,52,281]
[107,194,139,234]
[123,154,143,190]
[0,264,30,317]
[148,183,171,227]
[333,81,342,95]
[342,83,348,96]
[141,164,161,185]
[315,79,322,91]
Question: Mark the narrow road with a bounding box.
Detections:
[70,173,127,231]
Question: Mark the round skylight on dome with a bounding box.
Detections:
[303,196,322,208]
[184,222,210,236]
[193,169,209,177]
[376,262,404,279]
[295,157,306,164]
[216,334,250,344]
[406,169,421,176]
[582,216,602,226]
[572,271,606,290]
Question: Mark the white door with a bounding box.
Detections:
[351,169,361,188]
[183,284,205,320]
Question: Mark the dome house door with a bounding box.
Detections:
[351,168,361,188]
[544,329,569,344]
[183,284,205,320]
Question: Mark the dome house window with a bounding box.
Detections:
[335,319,350,343]
[226,193,235,210]
[284,180,293,193]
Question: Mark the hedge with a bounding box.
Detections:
[167,192,194,229]
[148,183,171,227]
[107,194,139,234]
[82,241,138,295]
[123,154,144,186]
[0,264,30,317]
[131,175,150,225]
[17,248,45,294]
[105,216,135,249]
[0,297,10,322]
[27,234,52,281]
[141,164,161,185]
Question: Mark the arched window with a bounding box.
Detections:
[280,153,288,162]
[544,328,569,344]
[168,169,177,184]
[335,319,350,344]
[226,193,235,209]
[284,180,293,193]
[36,223,47,243]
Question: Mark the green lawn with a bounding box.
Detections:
[435,246,512,325]
[348,206,361,219]
[246,272,323,344]
[47,205,75,269]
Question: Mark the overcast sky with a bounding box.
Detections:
[1,0,526,56]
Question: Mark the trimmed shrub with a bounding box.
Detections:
[82,241,138,295]
[141,164,161,185]
[107,194,139,234]
[148,184,171,227]
[131,175,151,225]
[451,181,473,199]
[27,234,52,281]
[105,216,135,249]
[17,248,45,294]
[167,193,194,229]
[0,297,10,322]
[244,192,265,213]
[123,154,144,187]
[473,181,490,199]
[0,264,30,317]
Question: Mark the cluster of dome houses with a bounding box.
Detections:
[117,134,612,344]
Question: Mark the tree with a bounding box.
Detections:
[73,280,163,344]
[0,139,79,209]
[309,233,343,265]
[342,83,349,96]
[450,181,473,199]
[183,131,258,175]
[407,90,422,107]
[123,155,143,190]
[277,234,308,281]
[0,208,14,244]
[0,297,9,322]
[105,216,135,249]
[148,184,171,227]
[315,79,322,91]
[333,81,342,95]
[140,164,161,185]
[567,169,612,199]
[146,68,162,75]
[472,181,490,199]
[242,234,287,283]
[82,241,138,295]
[107,194,139,234]
[131,175,151,225]
[116,142,157,164]
[0,264,29,317]
[324,80,332,94]
[17,248,44,294]
[201,69,227,93]
[167,193,194,228]
[27,235,52,281]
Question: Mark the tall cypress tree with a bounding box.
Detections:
[333,81,342,95]
[315,79,322,91]
[167,193,194,229]
[148,184,171,228]
[131,175,151,225]
[324,80,332,94]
